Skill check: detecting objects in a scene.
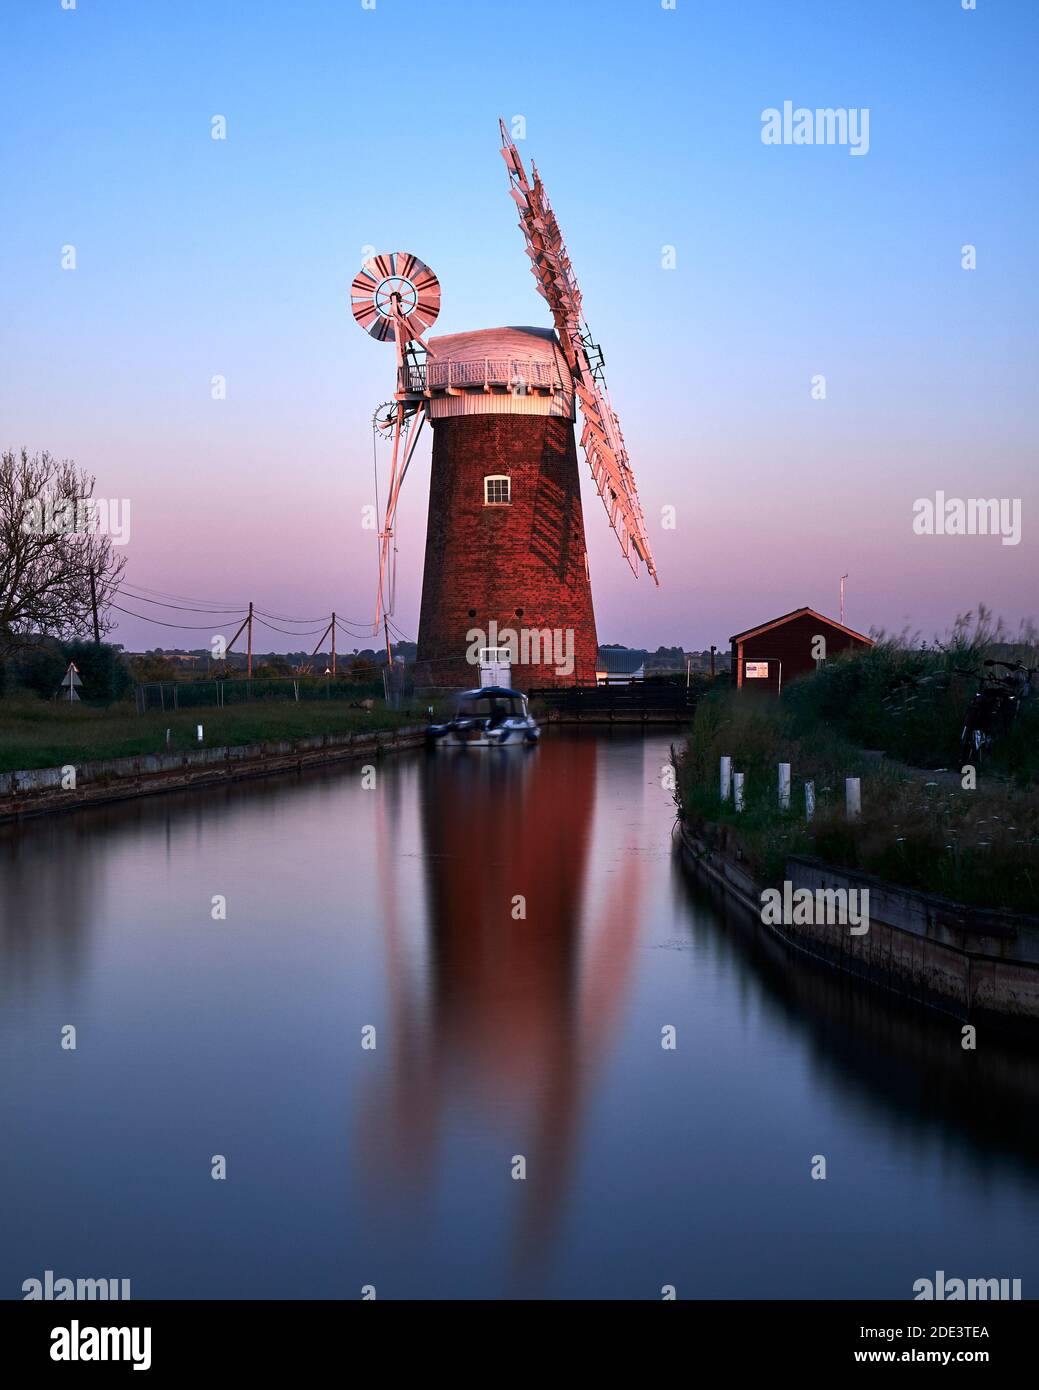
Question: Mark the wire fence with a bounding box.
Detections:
[134,675,385,714]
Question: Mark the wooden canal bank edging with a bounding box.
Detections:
[530,684,698,724]
[0,726,428,824]
[678,818,1039,1036]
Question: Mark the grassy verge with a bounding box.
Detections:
[782,609,1039,784]
[0,695,425,773]
[676,692,1039,912]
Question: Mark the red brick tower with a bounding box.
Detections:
[415,326,598,689]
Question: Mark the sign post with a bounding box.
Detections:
[60,663,83,703]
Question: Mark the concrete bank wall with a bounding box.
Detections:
[680,820,1039,1032]
[538,710,691,725]
[0,726,427,823]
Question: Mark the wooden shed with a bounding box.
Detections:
[729,607,873,697]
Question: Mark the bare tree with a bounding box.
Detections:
[0,448,127,657]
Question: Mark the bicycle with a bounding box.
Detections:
[956,659,1037,768]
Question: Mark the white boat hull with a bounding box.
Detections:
[433,722,539,749]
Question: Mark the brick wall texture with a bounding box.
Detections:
[415,414,599,688]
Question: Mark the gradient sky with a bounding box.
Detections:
[2,0,1036,653]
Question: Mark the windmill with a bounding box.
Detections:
[351,125,657,689]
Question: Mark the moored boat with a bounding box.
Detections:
[427,687,540,748]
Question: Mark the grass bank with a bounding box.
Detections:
[675,691,1039,912]
[0,695,422,773]
[782,609,1039,784]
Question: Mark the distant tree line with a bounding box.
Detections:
[599,644,730,673]
[127,642,416,685]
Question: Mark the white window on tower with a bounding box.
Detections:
[484,475,511,506]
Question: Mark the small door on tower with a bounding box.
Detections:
[479,647,512,688]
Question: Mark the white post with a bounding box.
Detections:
[165,728,171,748]
[197,724,204,743]
[805,780,815,822]
[845,777,861,819]
[720,756,732,802]
[778,762,791,811]
[733,772,745,812]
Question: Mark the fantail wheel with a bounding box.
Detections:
[350,252,441,343]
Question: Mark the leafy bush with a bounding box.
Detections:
[63,640,133,704]
[6,642,68,698]
[2,639,131,704]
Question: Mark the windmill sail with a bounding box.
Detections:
[499,121,659,585]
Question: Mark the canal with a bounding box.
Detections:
[2,730,1038,1300]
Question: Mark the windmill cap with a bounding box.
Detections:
[426,325,561,358]
[422,326,574,421]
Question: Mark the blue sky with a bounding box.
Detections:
[2,0,1036,650]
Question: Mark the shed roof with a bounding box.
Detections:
[729,607,873,646]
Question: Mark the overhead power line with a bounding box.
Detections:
[116,587,243,615]
[253,608,333,625]
[252,615,331,638]
[109,585,386,645]
[116,581,248,608]
[117,583,378,631]
[109,602,246,631]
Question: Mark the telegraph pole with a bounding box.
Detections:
[331,611,336,677]
[247,601,253,679]
[384,615,393,667]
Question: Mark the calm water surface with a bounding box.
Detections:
[3,731,1038,1299]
